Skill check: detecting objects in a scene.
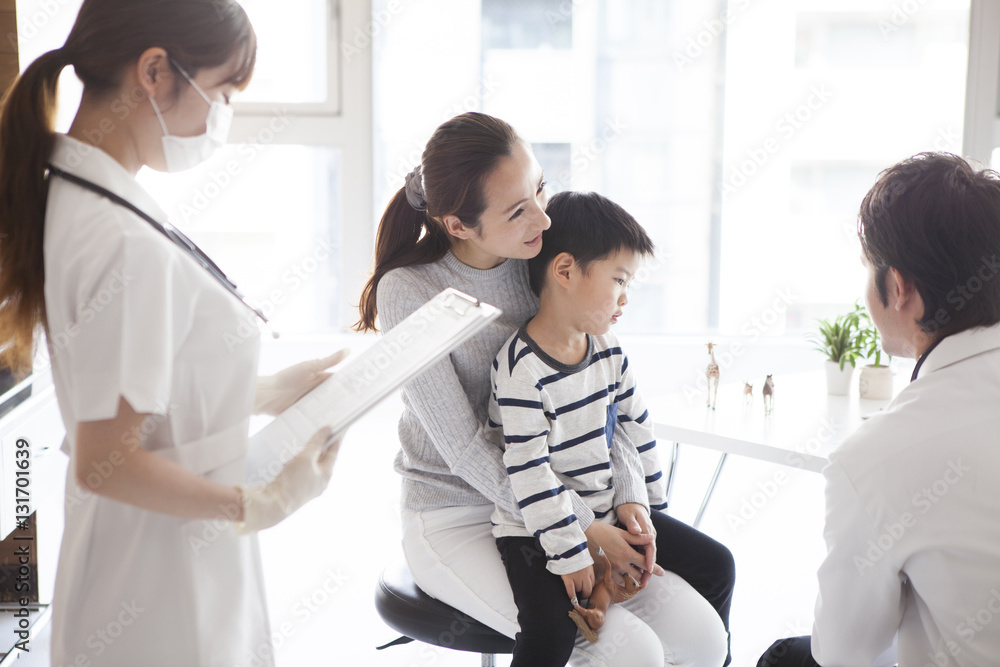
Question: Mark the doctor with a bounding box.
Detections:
[0,1,343,665]
[758,152,1000,666]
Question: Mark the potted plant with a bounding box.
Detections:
[808,302,865,395]
[857,308,894,400]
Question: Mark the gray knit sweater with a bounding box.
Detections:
[377,251,648,528]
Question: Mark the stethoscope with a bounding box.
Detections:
[47,164,279,339]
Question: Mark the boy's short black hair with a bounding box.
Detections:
[528,191,655,296]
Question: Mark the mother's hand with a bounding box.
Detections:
[584,521,665,588]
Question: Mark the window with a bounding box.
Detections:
[375,0,970,338]
[17,0,371,334]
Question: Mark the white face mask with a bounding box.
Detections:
[150,61,233,173]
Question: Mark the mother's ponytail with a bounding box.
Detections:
[355,187,451,332]
[355,112,521,332]
[0,48,69,377]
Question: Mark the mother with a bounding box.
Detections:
[357,112,736,665]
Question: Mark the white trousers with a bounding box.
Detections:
[402,505,728,666]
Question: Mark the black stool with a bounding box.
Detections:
[374,558,514,666]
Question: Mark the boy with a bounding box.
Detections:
[488,191,729,666]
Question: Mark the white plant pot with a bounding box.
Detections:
[859,365,894,400]
[825,360,854,395]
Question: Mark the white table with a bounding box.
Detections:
[648,370,896,527]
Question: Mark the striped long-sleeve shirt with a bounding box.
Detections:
[488,325,666,576]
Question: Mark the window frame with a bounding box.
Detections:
[228,0,373,327]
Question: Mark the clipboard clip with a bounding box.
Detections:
[442,289,481,316]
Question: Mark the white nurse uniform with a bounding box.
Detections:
[44,134,271,666]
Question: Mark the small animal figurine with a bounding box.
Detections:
[762,374,774,415]
[706,342,720,410]
[568,548,642,643]
[743,381,753,406]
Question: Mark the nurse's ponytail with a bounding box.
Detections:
[355,112,521,332]
[0,0,255,378]
[0,49,69,377]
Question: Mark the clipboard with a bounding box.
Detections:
[244,288,502,485]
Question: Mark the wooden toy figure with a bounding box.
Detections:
[568,548,642,643]
[763,374,774,415]
[706,342,720,409]
[743,381,753,406]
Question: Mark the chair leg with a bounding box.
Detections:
[481,653,496,667]
[694,452,728,529]
[665,441,680,505]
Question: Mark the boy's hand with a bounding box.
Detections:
[561,565,595,604]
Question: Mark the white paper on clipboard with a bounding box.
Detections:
[244,288,501,485]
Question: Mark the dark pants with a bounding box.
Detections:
[497,510,736,667]
[496,535,578,667]
[756,636,821,667]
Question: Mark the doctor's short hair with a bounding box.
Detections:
[528,191,655,297]
[858,152,1000,337]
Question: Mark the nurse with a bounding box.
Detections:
[0,1,342,665]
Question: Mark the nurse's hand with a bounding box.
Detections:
[236,426,342,533]
[254,349,351,416]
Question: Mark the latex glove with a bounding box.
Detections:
[254,349,350,416]
[236,426,341,533]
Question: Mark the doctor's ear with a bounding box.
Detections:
[888,267,921,312]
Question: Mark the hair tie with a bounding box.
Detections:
[404,165,427,212]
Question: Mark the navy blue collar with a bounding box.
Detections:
[910,335,947,382]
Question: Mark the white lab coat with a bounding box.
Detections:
[44,135,272,666]
[812,323,1000,667]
